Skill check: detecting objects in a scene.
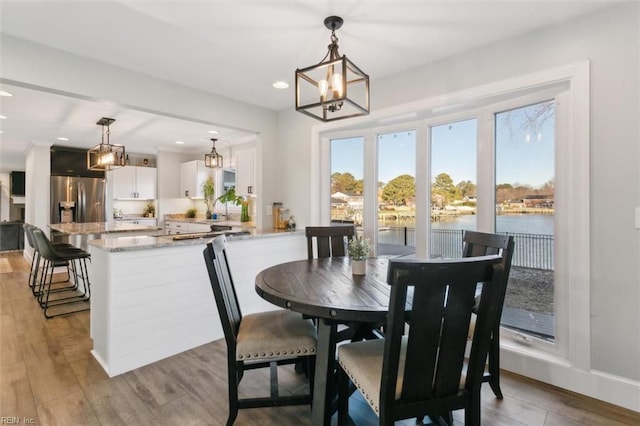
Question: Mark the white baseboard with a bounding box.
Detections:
[502,346,640,413]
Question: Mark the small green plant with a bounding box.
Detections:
[348,236,371,261]
[217,186,243,206]
[185,208,197,218]
[201,177,215,213]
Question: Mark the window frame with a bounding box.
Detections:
[312,62,589,364]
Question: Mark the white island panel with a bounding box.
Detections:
[89,232,306,377]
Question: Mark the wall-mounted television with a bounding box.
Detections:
[10,171,25,196]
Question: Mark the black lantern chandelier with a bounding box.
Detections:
[87,117,125,171]
[295,16,370,122]
[204,138,223,168]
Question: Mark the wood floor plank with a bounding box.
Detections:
[36,390,100,426]
[156,350,231,418]
[83,376,161,426]
[123,362,189,408]
[152,394,221,426]
[480,387,548,425]
[0,360,38,421]
[0,313,23,366]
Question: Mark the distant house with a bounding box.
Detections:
[331,192,364,210]
[331,192,363,222]
[522,194,554,208]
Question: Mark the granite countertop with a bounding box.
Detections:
[50,222,162,235]
[89,228,303,252]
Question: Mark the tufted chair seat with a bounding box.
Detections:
[236,309,316,361]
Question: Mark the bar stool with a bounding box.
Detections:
[23,224,75,297]
[31,227,91,318]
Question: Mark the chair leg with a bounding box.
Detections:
[227,362,240,426]
[466,391,481,426]
[307,355,316,396]
[337,365,349,425]
[487,331,503,399]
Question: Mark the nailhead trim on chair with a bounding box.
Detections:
[238,347,315,360]
[339,358,380,414]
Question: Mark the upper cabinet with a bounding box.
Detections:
[235,149,256,197]
[180,160,212,198]
[110,166,157,200]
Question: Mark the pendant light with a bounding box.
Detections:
[87,117,125,171]
[295,16,370,122]
[204,138,223,168]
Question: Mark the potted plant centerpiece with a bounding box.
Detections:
[201,177,215,219]
[348,236,371,275]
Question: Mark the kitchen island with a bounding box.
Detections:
[87,228,305,377]
[49,221,163,250]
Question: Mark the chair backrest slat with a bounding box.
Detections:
[462,230,515,320]
[203,236,242,354]
[305,225,355,259]
[381,256,505,410]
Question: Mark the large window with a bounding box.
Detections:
[330,137,364,225]
[316,63,589,358]
[377,130,416,256]
[495,100,556,341]
[430,118,477,258]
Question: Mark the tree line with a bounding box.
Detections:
[331,172,554,207]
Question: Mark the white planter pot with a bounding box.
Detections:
[351,259,366,275]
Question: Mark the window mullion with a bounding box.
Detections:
[476,109,495,233]
[363,132,378,249]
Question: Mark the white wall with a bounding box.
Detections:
[0,173,10,221]
[276,2,640,409]
[24,143,51,232]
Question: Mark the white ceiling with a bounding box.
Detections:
[0,0,617,170]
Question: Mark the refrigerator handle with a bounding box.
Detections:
[77,181,85,223]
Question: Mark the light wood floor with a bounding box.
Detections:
[1,251,639,425]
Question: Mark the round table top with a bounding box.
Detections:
[255,257,392,323]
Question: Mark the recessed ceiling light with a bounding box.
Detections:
[208,130,219,135]
[57,137,69,141]
[0,91,13,97]
[175,140,184,145]
[0,115,6,119]
[272,81,289,89]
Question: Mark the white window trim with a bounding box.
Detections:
[311,60,590,367]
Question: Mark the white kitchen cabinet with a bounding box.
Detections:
[180,160,212,198]
[235,150,255,196]
[111,166,157,199]
[187,223,212,233]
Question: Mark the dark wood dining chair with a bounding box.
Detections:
[305,225,355,258]
[203,235,317,425]
[462,230,515,399]
[337,255,505,426]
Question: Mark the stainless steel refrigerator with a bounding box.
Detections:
[50,176,107,224]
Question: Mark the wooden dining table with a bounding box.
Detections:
[255,256,393,426]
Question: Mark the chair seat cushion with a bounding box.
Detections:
[337,336,407,414]
[236,309,317,361]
